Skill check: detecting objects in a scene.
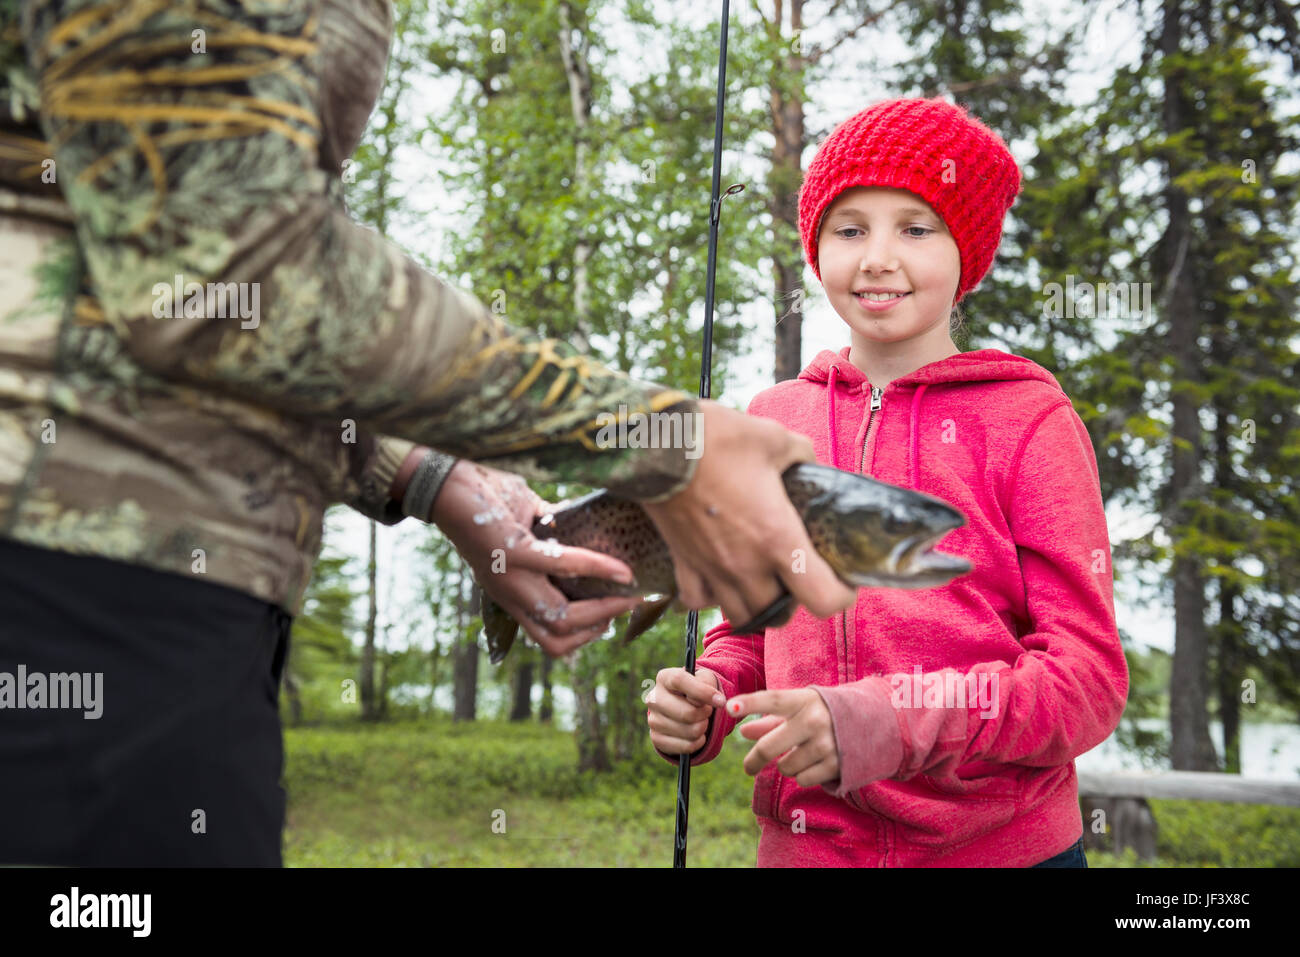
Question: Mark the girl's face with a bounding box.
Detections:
[816,186,961,351]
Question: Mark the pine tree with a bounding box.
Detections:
[1005,0,1300,770]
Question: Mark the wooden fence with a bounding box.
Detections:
[1077,770,1300,861]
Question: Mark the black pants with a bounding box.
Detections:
[0,538,290,866]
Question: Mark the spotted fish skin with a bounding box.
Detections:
[481,462,972,663]
[532,490,678,600]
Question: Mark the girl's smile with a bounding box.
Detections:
[852,290,911,311]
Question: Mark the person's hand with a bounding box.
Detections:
[646,667,725,755]
[726,688,840,787]
[640,400,856,628]
[430,461,643,656]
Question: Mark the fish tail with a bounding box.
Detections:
[622,593,675,645]
[480,586,520,665]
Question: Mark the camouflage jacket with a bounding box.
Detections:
[0,0,699,614]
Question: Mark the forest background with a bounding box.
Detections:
[281,0,1300,867]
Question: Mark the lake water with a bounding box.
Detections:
[1077,717,1300,781]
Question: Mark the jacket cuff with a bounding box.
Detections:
[353,436,416,525]
[811,678,905,798]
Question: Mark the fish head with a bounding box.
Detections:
[791,465,971,589]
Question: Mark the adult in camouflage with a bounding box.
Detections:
[0,0,854,866]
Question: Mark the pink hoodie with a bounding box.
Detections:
[660,347,1128,867]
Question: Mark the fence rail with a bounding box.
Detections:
[1077,770,1300,861]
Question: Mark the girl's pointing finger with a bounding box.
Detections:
[737,714,783,741]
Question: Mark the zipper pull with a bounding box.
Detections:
[869,386,882,411]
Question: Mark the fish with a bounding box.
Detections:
[479,462,971,664]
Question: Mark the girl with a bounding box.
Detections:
[647,97,1129,867]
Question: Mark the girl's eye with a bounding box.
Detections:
[838,226,932,239]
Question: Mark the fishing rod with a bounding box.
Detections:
[674,0,743,870]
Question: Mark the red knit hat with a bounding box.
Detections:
[798,97,1022,303]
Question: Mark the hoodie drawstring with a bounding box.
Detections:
[827,365,839,470]
[910,384,927,488]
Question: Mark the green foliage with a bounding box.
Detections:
[418,0,761,397]
[1145,798,1300,868]
[1115,643,1172,767]
[285,508,363,725]
[344,0,434,240]
[956,4,1300,766]
[282,720,1300,866]
[414,522,472,691]
[370,0,779,751]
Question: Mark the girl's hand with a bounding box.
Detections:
[647,667,726,755]
[727,688,840,787]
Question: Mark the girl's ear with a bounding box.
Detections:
[949,304,967,345]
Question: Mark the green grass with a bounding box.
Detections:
[282,719,1300,867]
[283,718,760,867]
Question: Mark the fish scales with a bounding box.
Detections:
[534,490,678,599]
[480,462,972,663]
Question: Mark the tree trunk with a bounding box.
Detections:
[570,646,610,771]
[1218,584,1241,773]
[558,2,608,771]
[510,652,534,721]
[429,630,443,716]
[609,663,640,760]
[559,1,593,323]
[1161,0,1217,771]
[453,571,478,722]
[283,667,303,726]
[769,0,807,384]
[539,654,554,723]
[360,519,378,721]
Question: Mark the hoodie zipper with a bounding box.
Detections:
[849,383,887,864]
[858,386,883,475]
[848,384,882,681]
[847,382,889,681]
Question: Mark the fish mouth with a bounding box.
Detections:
[890,529,971,580]
[906,541,971,575]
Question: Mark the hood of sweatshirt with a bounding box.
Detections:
[795,347,1066,486]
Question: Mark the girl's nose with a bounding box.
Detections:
[859,247,900,274]
[858,231,900,274]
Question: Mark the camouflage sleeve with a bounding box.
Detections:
[345,433,415,526]
[19,0,700,502]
